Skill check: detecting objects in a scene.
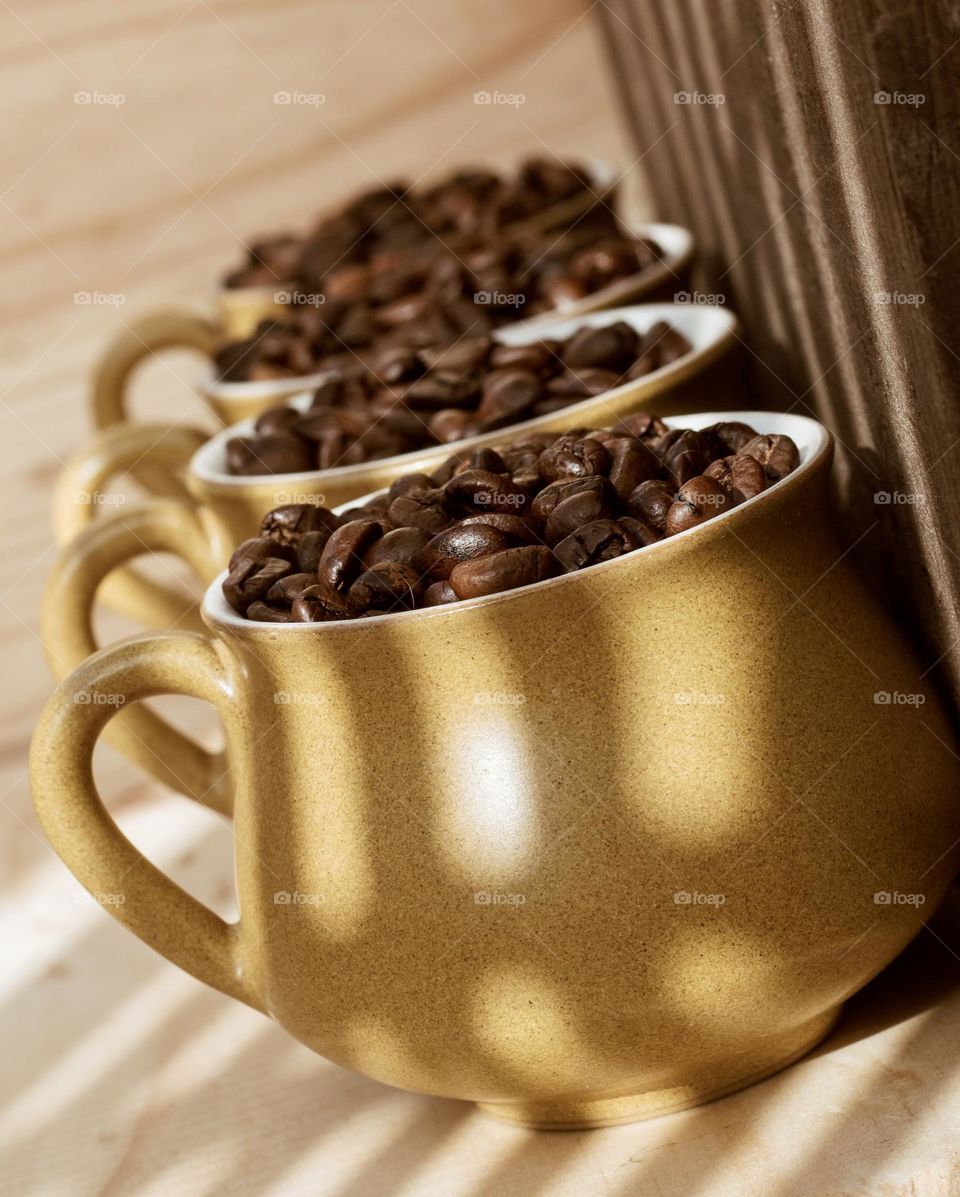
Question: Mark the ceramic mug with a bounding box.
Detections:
[53,302,737,634]
[32,411,960,1129]
[90,222,695,444]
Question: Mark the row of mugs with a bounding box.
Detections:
[33,402,960,1126]
[31,165,960,1127]
[58,302,736,630]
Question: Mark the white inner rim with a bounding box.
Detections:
[192,300,734,487]
[204,409,829,629]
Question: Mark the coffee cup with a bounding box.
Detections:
[55,302,734,631]
[31,409,960,1127]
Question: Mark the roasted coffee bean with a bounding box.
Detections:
[544,484,616,545]
[245,601,296,623]
[228,535,298,570]
[553,518,643,571]
[740,434,800,481]
[223,556,292,613]
[317,519,385,591]
[261,503,337,545]
[388,488,452,533]
[656,429,711,488]
[701,421,757,457]
[363,526,432,568]
[429,409,476,443]
[606,436,661,500]
[459,513,540,543]
[449,545,555,599]
[348,562,423,612]
[665,476,731,535]
[224,418,800,621]
[488,342,555,373]
[254,405,303,436]
[545,367,622,399]
[266,572,317,604]
[419,337,492,372]
[625,479,675,532]
[539,435,611,482]
[424,579,458,605]
[225,434,313,476]
[476,370,542,424]
[704,453,768,504]
[421,523,513,580]
[562,321,638,372]
[443,469,531,515]
[292,583,357,622]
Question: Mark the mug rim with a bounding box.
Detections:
[202,409,831,636]
[200,219,696,403]
[190,300,736,492]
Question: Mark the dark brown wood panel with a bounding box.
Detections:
[598,0,960,704]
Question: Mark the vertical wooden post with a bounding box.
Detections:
[599,0,960,703]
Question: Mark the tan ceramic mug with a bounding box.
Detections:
[31,411,960,1128]
[90,222,694,448]
[54,302,736,634]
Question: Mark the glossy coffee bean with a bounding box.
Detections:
[261,503,336,545]
[292,583,357,622]
[424,579,458,606]
[448,545,555,599]
[228,536,297,571]
[266,572,317,604]
[740,434,800,481]
[625,479,675,532]
[318,520,385,591]
[225,434,313,476]
[544,485,616,545]
[223,557,292,613]
[387,489,452,533]
[348,562,424,612]
[362,526,432,569]
[538,436,611,482]
[244,601,296,623]
[664,476,731,535]
[421,523,513,580]
[443,469,531,515]
[704,453,768,504]
[553,519,642,572]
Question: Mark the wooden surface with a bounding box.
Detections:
[598,0,960,707]
[4,2,960,1194]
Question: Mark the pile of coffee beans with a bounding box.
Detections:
[223,159,604,290]
[223,321,691,474]
[214,217,663,385]
[221,417,801,622]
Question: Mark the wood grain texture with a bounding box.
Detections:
[600,0,960,706]
[5,1,960,1193]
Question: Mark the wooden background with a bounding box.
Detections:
[598,0,960,710]
[4,2,960,1194]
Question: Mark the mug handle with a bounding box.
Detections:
[43,500,232,813]
[92,310,223,496]
[30,631,262,1010]
[53,422,211,628]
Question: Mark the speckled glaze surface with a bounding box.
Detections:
[54,302,740,634]
[31,412,960,1128]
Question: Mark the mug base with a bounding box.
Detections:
[475,1005,841,1130]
